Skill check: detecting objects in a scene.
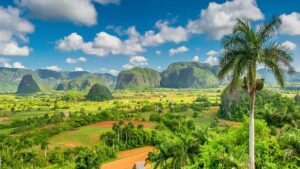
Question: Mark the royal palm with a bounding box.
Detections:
[218,17,294,169]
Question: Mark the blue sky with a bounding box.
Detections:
[0,0,299,75]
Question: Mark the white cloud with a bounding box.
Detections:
[155,50,161,55]
[15,0,97,26]
[2,61,27,69]
[280,12,300,35]
[94,32,123,51]
[169,46,189,56]
[142,21,188,46]
[66,57,87,64]
[0,6,34,56]
[45,65,61,71]
[95,0,121,5]
[0,41,30,56]
[56,21,190,57]
[100,68,119,76]
[157,66,161,70]
[205,50,219,65]
[3,62,12,68]
[56,33,84,52]
[206,50,219,56]
[192,55,199,62]
[187,0,263,39]
[123,56,148,69]
[122,64,133,70]
[74,67,84,72]
[282,41,296,50]
[56,28,145,57]
[129,55,148,66]
[12,62,26,69]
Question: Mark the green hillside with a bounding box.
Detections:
[160,62,219,88]
[115,67,161,89]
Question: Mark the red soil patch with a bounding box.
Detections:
[91,121,155,128]
[219,119,240,128]
[101,146,154,169]
[64,142,77,148]
[0,117,8,122]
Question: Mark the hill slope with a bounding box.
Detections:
[0,68,117,92]
[115,67,161,89]
[160,62,219,88]
[17,75,41,94]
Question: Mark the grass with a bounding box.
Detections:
[48,125,111,149]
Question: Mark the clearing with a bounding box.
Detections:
[101,146,154,169]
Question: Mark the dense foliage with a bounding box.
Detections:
[219,88,300,127]
[86,84,113,101]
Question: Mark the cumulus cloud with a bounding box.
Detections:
[74,67,84,72]
[66,57,87,64]
[169,46,189,56]
[56,33,84,52]
[123,56,148,69]
[142,21,188,46]
[157,66,161,70]
[3,62,12,68]
[100,68,119,76]
[12,62,26,69]
[0,6,34,56]
[280,12,300,35]
[56,28,145,57]
[95,0,121,5]
[192,55,199,62]
[205,50,219,65]
[56,20,191,57]
[187,0,263,39]
[15,0,98,26]
[2,61,26,69]
[45,65,61,71]
[282,41,296,50]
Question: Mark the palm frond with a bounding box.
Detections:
[257,16,281,43]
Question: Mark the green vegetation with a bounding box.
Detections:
[17,74,41,94]
[86,84,113,101]
[115,67,161,89]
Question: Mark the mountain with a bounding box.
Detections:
[115,67,161,89]
[0,67,117,92]
[17,75,41,94]
[56,76,107,91]
[86,84,113,101]
[0,68,34,92]
[160,62,219,88]
[258,68,300,86]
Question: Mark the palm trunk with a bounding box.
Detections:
[249,90,256,169]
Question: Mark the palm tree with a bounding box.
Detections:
[218,17,294,169]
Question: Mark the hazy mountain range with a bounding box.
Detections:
[0,62,299,92]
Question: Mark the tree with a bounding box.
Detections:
[218,17,294,169]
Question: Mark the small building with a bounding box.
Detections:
[133,161,145,169]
